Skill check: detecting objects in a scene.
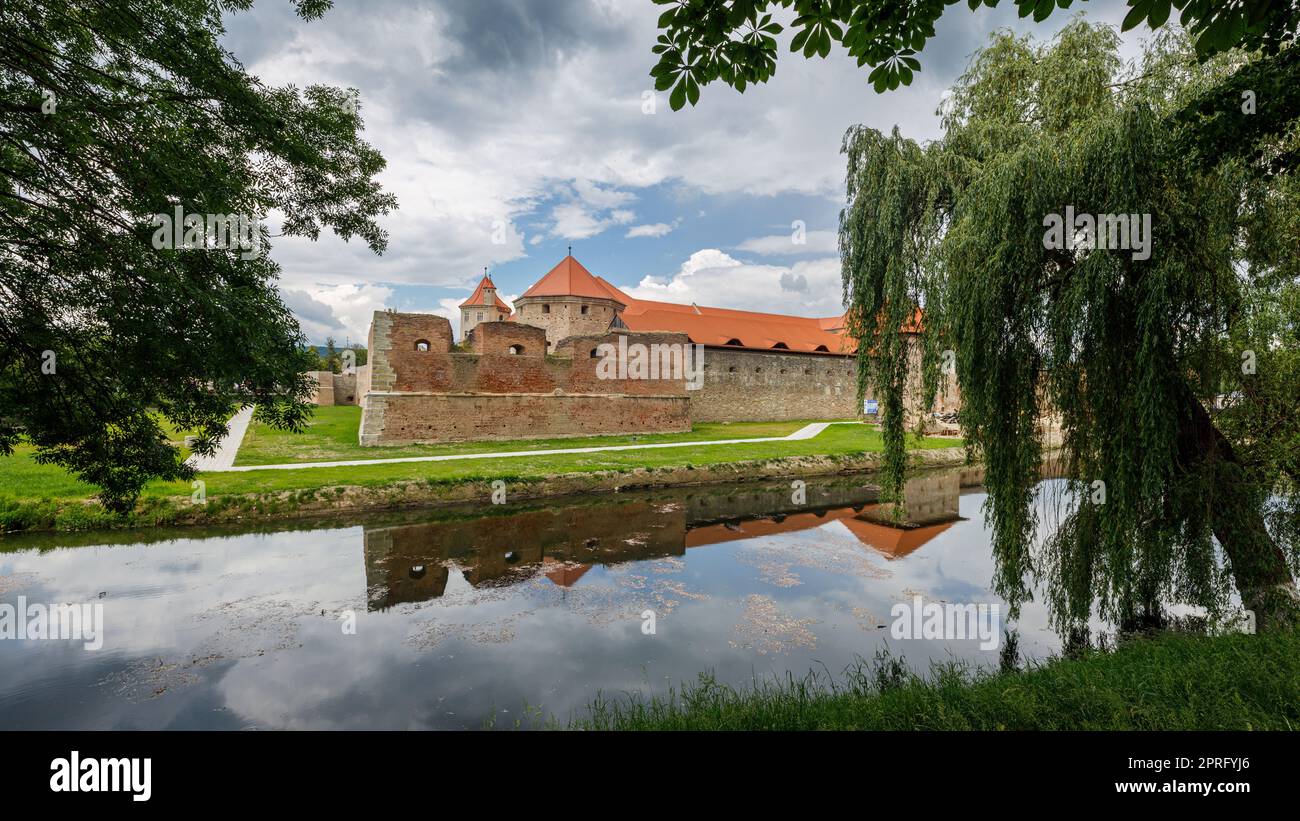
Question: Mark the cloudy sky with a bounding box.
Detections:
[220,0,1147,344]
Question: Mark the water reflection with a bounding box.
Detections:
[0,469,1068,730]
[364,474,967,609]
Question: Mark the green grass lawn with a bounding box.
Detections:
[235,406,842,465]
[573,628,1300,730]
[0,410,960,524]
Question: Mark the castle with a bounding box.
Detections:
[306,253,960,445]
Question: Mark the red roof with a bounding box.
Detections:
[518,255,624,302]
[684,505,952,558]
[459,273,512,311]
[506,254,917,354]
[592,276,854,355]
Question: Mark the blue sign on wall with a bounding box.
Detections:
[864,399,878,415]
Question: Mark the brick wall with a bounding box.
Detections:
[555,331,692,397]
[468,321,548,357]
[360,393,690,445]
[356,310,958,444]
[359,312,692,445]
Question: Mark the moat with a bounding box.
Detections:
[0,470,1073,729]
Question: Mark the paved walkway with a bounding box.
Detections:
[186,405,255,472]
[198,420,861,474]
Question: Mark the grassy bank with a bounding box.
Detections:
[575,628,1300,730]
[236,406,827,465]
[0,418,963,533]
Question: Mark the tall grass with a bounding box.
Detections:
[575,629,1300,730]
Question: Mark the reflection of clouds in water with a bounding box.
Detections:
[734,523,894,589]
[0,480,1089,729]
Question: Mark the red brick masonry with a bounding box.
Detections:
[359,311,691,445]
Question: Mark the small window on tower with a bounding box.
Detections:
[581,305,589,315]
[543,304,551,313]
[477,312,483,321]
[414,339,430,352]
[508,345,523,355]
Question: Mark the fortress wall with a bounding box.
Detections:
[360,392,690,445]
[359,313,692,445]
[305,370,335,406]
[690,348,862,422]
[555,331,692,397]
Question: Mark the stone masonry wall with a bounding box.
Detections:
[513,296,622,351]
[305,370,335,406]
[690,348,862,422]
[307,370,360,406]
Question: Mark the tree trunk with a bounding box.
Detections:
[1175,384,1299,631]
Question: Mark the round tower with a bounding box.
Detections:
[511,253,625,352]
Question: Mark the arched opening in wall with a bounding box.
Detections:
[508,345,524,355]
[580,305,589,315]
[804,368,812,375]
[771,342,788,349]
[589,348,599,358]
[814,345,829,352]
[779,369,787,374]
[414,339,430,351]
[724,338,742,346]
[754,367,763,373]
[542,304,551,314]
[728,366,737,373]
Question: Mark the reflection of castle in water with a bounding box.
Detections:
[362,473,966,610]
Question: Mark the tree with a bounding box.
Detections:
[0,0,395,511]
[323,337,341,373]
[650,0,1300,107]
[838,22,1299,631]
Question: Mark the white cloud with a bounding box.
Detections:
[549,202,635,239]
[736,229,837,256]
[573,178,636,209]
[626,221,678,238]
[222,0,1145,334]
[625,249,845,317]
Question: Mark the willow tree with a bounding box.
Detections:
[840,21,1300,632]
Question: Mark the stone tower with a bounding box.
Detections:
[458,270,511,342]
[511,254,626,352]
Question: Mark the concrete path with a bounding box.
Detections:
[187,405,255,472]
[198,419,862,474]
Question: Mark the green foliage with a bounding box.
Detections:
[0,0,395,512]
[841,22,1299,632]
[649,0,1300,109]
[576,627,1300,730]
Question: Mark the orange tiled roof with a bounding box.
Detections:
[518,255,624,302]
[683,505,952,557]
[460,273,512,311]
[542,558,593,587]
[592,275,854,355]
